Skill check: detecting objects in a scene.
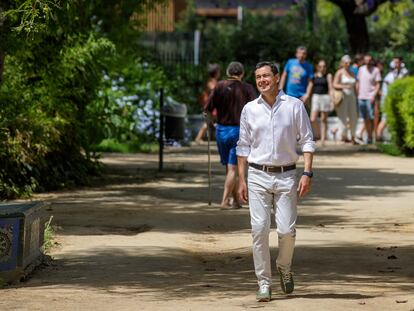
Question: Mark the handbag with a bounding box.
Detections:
[333,89,344,107]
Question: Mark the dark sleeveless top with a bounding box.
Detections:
[313,75,329,94]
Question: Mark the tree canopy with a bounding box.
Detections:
[0,0,165,198]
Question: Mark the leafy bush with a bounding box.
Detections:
[384,77,414,156]
[87,59,168,149]
[0,0,166,198]
[0,34,113,198]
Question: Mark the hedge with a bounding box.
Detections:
[384,77,414,156]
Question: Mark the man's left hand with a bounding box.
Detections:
[297,175,311,197]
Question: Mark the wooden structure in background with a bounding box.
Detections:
[140,0,296,32]
[140,0,187,32]
[195,0,295,18]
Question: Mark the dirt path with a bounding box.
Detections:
[1,143,414,311]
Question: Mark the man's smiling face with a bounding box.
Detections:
[255,65,279,95]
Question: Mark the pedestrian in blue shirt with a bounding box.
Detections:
[279,46,314,105]
[350,53,364,78]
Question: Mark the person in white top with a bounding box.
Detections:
[236,62,315,302]
[377,57,409,140]
[333,55,359,144]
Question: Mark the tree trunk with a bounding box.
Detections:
[328,0,388,54]
[341,6,369,53]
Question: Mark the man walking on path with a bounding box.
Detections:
[357,54,382,144]
[236,62,315,302]
[206,61,257,209]
[279,46,314,105]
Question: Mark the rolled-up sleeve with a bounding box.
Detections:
[236,107,251,157]
[296,103,316,153]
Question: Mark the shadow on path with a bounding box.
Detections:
[24,244,414,299]
[20,147,414,301]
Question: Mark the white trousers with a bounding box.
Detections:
[248,167,298,287]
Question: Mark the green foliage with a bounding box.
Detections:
[199,4,348,71]
[377,143,406,157]
[0,0,166,198]
[87,58,168,146]
[43,216,55,252]
[368,0,414,50]
[91,139,158,154]
[167,2,348,113]
[368,0,414,70]
[0,32,113,198]
[384,77,414,156]
[315,0,348,66]
[3,0,60,36]
[162,63,205,114]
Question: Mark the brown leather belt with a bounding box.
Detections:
[249,163,296,173]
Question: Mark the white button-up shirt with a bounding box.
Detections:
[236,91,315,166]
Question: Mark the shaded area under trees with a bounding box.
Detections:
[0,0,166,198]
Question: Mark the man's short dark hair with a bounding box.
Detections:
[226,61,244,77]
[297,46,307,52]
[255,61,279,75]
[354,53,364,63]
[208,63,220,78]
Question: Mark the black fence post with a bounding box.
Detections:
[159,88,164,172]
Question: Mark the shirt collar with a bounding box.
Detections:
[258,90,286,107]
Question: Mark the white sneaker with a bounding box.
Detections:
[256,284,271,302]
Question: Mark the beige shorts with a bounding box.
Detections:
[311,94,332,113]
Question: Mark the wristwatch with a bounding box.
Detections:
[302,171,313,178]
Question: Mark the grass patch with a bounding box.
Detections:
[91,138,159,153]
[43,216,55,253]
[377,143,406,157]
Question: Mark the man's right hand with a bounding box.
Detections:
[238,180,248,204]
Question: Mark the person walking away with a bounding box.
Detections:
[310,59,334,146]
[195,63,221,144]
[333,55,359,144]
[279,46,314,106]
[237,62,315,302]
[377,57,409,141]
[356,55,382,144]
[206,61,257,209]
